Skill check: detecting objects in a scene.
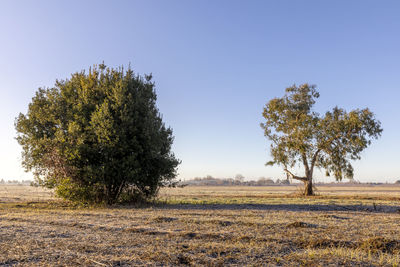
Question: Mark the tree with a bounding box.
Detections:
[234,174,245,183]
[261,84,382,196]
[15,64,180,204]
[256,177,274,186]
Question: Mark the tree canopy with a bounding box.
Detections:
[15,64,180,204]
[261,84,382,195]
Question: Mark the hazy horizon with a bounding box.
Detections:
[1,0,399,182]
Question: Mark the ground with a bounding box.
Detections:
[1,184,400,266]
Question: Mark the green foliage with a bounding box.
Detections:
[15,64,180,204]
[261,84,382,193]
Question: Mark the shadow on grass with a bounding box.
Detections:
[3,199,399,214]
[153,202,400,213]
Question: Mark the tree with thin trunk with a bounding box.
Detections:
[261,84,382,196]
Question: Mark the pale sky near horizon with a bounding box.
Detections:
[0,0,399,182]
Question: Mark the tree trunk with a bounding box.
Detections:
[303,178,313,196]
[284,168,314,196]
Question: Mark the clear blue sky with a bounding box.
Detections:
[1,0,399,182]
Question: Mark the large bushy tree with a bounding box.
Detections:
[15,64,180,204]
[261,84,382,195]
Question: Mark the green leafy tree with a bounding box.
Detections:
[15,64,180,204]
[261,84,382,195]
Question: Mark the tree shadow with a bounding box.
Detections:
[154,203,400,214]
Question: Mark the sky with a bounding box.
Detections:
[0,0,399,182]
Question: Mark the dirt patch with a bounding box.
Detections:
[286,221,317,228]
[124,227,169,236]
[208,219,233,226]
[176,254,193,265]
[153,216,177,223]
[184,232,197,239]
[182,231,229,241]
[319,214,349,220]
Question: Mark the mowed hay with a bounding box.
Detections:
[1,185,400,266]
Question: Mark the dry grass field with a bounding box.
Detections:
[1,185,400,266]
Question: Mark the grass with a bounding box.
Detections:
[1,185,400,266]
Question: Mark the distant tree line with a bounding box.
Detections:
[185,175,290,186]
[0,179,32,185]
[183,176,400,186]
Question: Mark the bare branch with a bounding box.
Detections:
[284,169,308,182]
[310,149,321,175]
